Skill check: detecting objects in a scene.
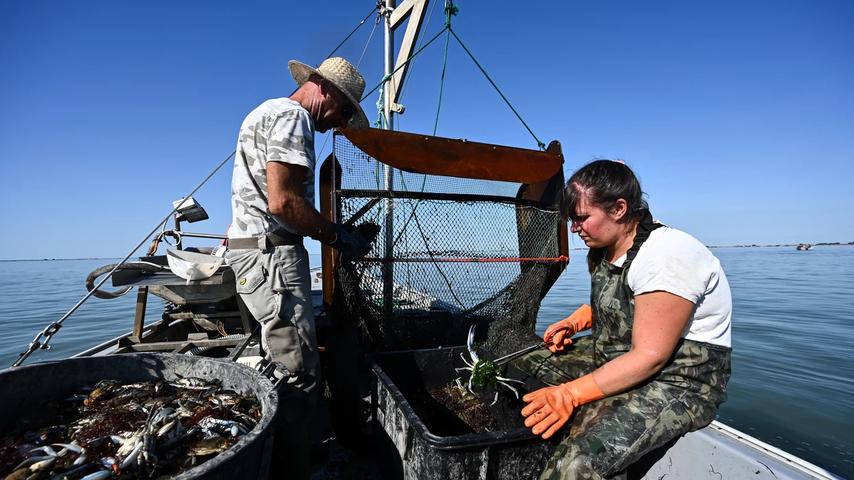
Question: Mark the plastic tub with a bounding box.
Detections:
[372,346,554,480]
[0,353,278,480]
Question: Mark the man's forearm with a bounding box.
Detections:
[270,194,335,244]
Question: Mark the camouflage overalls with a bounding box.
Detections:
[515,222,731,480]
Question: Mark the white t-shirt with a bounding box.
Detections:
[611,227,732,348]
[227,98,316,238]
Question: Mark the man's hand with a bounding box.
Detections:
[330,222,380,260]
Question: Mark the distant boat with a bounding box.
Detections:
[796,243,813,251]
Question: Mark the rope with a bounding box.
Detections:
[432,1,456,135]
[324,6,378,60]
[11,151,236,368]
[361,25,449,102]
[374,83,387,129]
[391,0,441,125]
[359,7,545,150]
[393,0,455,247]
[449,28,546,150]
[362,256,569,263]
[391,1,457,238]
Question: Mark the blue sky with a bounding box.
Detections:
[1,0,852,260]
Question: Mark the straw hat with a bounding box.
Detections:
[289,57,369,129]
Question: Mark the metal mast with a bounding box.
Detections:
[382,0,396,319]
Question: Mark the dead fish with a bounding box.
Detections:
[118,441,143,470]
[72,448,89,466]
[2,378,259,479]
[30,445,58,456]
[52,442,82,456]
[156,419,180,439]
[115,433,141,457]
[28,456,56,472]
[80,470,113,480]
[12,455,52,471]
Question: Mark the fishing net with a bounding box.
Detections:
[332,133,566,356]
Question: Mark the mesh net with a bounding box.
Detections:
[333,134,566,356]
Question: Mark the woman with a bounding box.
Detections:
[516,160,732,479]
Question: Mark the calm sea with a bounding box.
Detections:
[1,246,852,477]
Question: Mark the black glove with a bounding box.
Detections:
[330,222,380,260]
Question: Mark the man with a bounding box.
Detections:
[225,56,374,478]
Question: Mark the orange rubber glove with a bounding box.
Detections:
[543,304,593,352]
[521,373,605,439]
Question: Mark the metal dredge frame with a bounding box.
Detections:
[320,129,568,352]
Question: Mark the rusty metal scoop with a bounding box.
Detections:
[492,340,551,366]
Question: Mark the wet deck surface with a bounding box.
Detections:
[310,435,394,480]
[307,391,401,480]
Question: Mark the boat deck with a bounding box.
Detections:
[60,265,841,479]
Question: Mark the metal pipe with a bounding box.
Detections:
[382,0,396,320]
[493,341,550,366]
[174,217,183,250]
[162,231,228,240]
[384,0,395,130]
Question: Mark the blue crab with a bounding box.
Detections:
[455,325,525,405]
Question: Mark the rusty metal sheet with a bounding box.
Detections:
[340,128,563,183]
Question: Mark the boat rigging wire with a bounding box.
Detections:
[360,7,545,150]
[448,27,546,150]
[323,6,378,61]
[318,5,386,160]
[361,1,551,309]
[11,150,236,368]
[432,0,457,136]
[356,12,381,68]
[389,0,441,127]
[394,1,455,281]
[360,25,449,102]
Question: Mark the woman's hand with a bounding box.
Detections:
[521,374,605,439]
[543,304,593,352]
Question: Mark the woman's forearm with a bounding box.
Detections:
[590,291,695,395]
[590,348,668,395]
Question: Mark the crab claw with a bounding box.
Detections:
[466,325,480,363]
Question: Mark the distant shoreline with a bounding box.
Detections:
[3,242,853,261]
[706,242,854,249]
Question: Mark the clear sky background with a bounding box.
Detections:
[1,0,852,260]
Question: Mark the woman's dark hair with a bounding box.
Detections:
[561,159,648,223]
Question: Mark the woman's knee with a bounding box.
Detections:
[540,451,603,480]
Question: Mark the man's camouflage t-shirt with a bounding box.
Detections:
[227,98,315,238]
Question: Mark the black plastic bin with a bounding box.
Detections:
[372,346,555,480]
[0,353,278,480]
